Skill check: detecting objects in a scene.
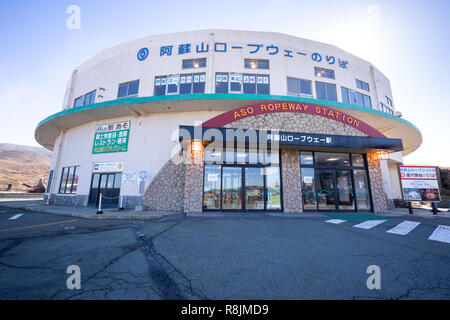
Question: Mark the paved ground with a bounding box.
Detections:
[0,204,449,300]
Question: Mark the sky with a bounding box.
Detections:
[0,0,449,166]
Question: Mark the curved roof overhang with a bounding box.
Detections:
[35,94,422,156]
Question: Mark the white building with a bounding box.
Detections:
[35,29,421,213]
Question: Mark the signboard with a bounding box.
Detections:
[399,166,441,202]
[139,170,148,180]
[93,162,124,173]
[179,125,403,152]
[93,121,130,154]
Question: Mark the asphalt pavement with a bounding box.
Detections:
[0,205,449,300]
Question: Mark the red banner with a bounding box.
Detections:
[202,101,386,138]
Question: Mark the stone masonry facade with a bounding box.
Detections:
[367,157,390,213]
[281,150,303,213]
[141,112,389,213]
[142,156,186,212]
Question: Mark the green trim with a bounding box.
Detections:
[36,94,421,134]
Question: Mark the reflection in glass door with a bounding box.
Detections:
[222,167,242,210]
[353,170,370,210]
[336,170,355,210]
[317,170,335,210]
[244,167,264,210]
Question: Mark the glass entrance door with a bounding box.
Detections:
[222,167,242,210]
[336,170,355,210]
[316,169,355,211]
[88,172,122,207]
[317,170,336,210]
[244,167,265,210]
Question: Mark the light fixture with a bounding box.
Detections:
[369,151,389,161]
[191,139,204,159]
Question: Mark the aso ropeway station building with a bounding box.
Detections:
[35,29,422,214]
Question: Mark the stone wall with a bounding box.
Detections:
[184,161,204,213]
[281,150,303,213]
[142,157,186,212]
[49,194,88,207]
[367,157,390,213]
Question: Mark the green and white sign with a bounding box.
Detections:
[93,121,130,154]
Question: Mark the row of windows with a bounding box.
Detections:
[215,73,270,94]
[59,166,79,194]
[74,90,96,107]
[154,73,206,96]
[73,72,389,112]
[287,77,372,108]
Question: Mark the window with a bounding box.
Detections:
[356,79,369,91]
[341,86,372,108]
[316,81,337,101]
[74,96,84,107]
[215,73,270,94]
[118,80,140,98]
[74,90,96,107]
[155,73,205,96]
[386,96,393,107]
[380,102,394,115]
[182,58,206,69]
[287,77,312,96]
[314,67,335,79]
[244,59,270,69]
[59,166,79,194]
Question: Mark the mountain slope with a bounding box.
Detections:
[0,143,52,191]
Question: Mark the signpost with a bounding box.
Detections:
[399,165,441,215]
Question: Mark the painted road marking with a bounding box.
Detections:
[325,219,346,224]
[428,225,450,244]
[386,221,421,235]
[353,220,386,229]
[8,214,23,220]
[0,219,78,233]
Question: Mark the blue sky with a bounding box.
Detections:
[0,0,449,166]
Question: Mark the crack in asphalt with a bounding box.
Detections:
[55,219,208,300]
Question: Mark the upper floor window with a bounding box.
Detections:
[314,67,335,79]
[118,80,140,98]
[59,166,79,194]
[154,73,206,96]
[74,90,96,107]
[215,72,270,94]
[287,77,312,96]
[380,102,394,115]
[341,87,372,108]
[182,58,206,69]
[315,81,337,101]
[386,96,393,107]
[356,79,369,91]
[244,59,270,70]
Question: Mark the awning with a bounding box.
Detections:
[179,125,403,153]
